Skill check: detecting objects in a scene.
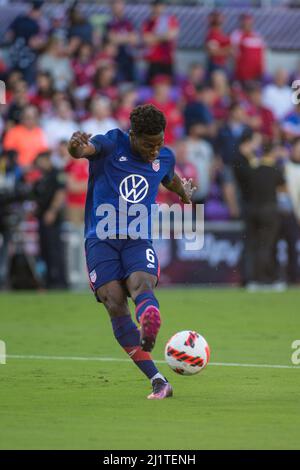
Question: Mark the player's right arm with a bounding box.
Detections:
[68,131,95,159]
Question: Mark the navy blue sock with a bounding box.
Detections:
[111,315,159,380]
[134,290,160,324]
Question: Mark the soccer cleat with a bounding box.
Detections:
[147,378,173,400]
[140,306,161,352]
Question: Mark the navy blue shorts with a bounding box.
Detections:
[85,238,160,299]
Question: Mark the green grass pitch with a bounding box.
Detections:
[1,288,300,450]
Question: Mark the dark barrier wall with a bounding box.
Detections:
[153,222,300,285]
[2,221,300,288]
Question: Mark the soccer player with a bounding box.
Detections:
[68,104,195,399]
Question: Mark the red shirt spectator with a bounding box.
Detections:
[92,64,119,103]
[244,84,276,139]
[205,11,231,72]
[142,1,179,83]
[143,14,179,64]
[147,75,183,145]
[180,63,206,105]
[106,2,137,83]
[5,80,30,127]
[0,55,7,75]
[5,71,24,106]
[29,71,54,116]
[175,162,198,191]
[156,139,198,205]
[231,14,265,82]
[210,70,231,121]
[94,39,117,68]
[72,43,96,87]
[211,95,230,121]
[156,164,197,205]
[108,17,134,39]
[30,93,53,116]
[246,104,275,139]
[65,158,88,207]
[206,29,230,68]
[115,89,137,131]
[148,99,183,146]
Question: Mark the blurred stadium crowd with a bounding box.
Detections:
[0,0,300,290]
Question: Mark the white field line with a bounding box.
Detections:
[6,354,300,370]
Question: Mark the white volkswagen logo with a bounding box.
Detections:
[119,174,149,203]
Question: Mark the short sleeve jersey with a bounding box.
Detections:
[84,128,175,239]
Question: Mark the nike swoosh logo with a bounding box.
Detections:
[128,349,137,357]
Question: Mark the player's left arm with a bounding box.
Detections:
[163,173,196,204]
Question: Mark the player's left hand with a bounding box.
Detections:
[180,178,196,204]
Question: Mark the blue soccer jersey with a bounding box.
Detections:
[84,128,175,240]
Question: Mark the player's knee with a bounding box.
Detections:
[99,292,128,318]
[130,278,156,300]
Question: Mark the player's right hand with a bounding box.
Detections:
[69,131,92,149]
[180,178,197,204]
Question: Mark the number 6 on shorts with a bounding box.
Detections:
[146,248,155,264]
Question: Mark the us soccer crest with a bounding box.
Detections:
[152,159,160,172]
[89,270,97,283]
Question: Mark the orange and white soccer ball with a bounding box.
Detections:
[165,330,210,375]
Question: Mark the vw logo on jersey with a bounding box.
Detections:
[119,174,149,203]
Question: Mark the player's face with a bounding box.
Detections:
[130,132,164,163]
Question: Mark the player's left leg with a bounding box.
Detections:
[126,272,161,352]
[126,271,173,399]
[96,280,162,382]
[120,240,173,399]
[122,240,162,353]
[97,279,172,399]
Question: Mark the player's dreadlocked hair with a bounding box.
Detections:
[130,104,166,136]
